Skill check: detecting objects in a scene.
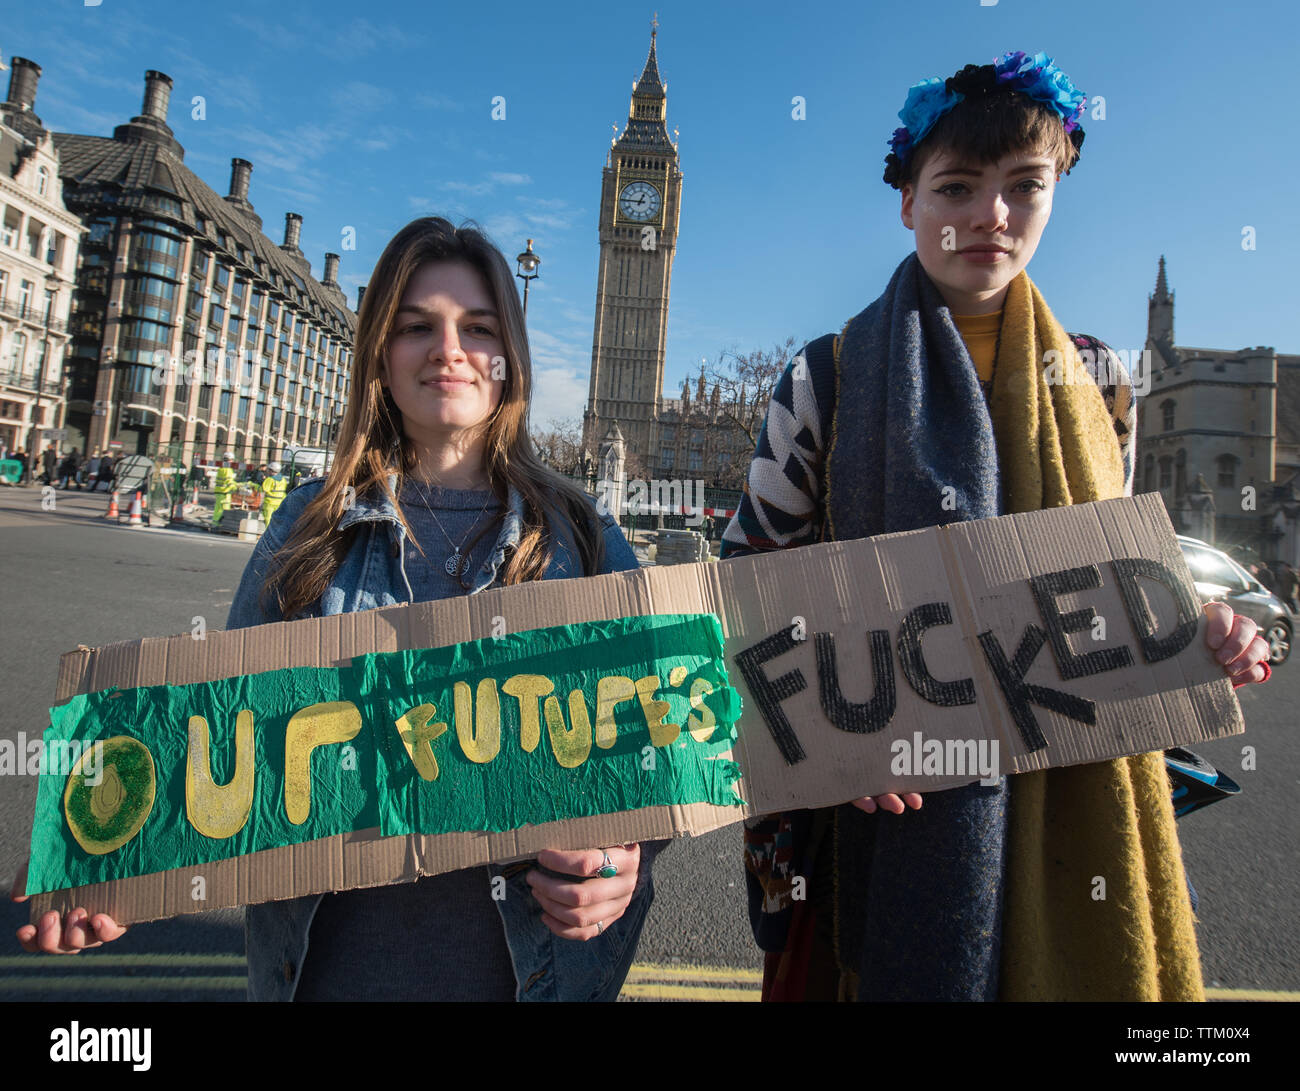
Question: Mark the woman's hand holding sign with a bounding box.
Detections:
[526,844,641,941]
[10,861,128,954]
[1203,602,1270,686]
[849,602,1270,818]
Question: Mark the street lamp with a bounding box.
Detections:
[515,239,540,318]
[324,402,345,474]
[28,271,62,456]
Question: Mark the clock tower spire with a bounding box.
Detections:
[583,25,682,479]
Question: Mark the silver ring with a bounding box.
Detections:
[595,850,618,879]
[596,920,605,935]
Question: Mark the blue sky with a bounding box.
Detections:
[6,0,1298,428]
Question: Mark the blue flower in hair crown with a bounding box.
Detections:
[883,51,1087,188]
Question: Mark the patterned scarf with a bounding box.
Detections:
[825,252,1202,1000]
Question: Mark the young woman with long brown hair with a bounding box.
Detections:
[16,217,660,1002]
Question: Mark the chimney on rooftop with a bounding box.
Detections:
[5,57,41,112]
[323,253,340,287]
[229,158,252,201]
[356,285,366,311]
[223,158,262,228]
[1,58,47,140]
[282,212,303,255]
[113,69,183,157]
[141,71,173,123]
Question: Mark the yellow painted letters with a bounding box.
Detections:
[284,701,361,825]
[454,679,502,764]
[687,678,717,742]
[186,710,256,838]
[502,674,554,753]
[636,675,679,746]
[394,703,448,781]
[594,675,636,749]
[544,690,593,768]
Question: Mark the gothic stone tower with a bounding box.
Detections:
[583,27,682,475]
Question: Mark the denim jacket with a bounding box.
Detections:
[224,474,661,1001]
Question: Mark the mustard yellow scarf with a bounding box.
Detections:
[993,272,1203,1001]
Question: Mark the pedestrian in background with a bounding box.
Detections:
[57,448,79,490]
[1276,561,1299,614]
[41,444,56,486]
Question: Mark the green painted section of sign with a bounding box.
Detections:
[27,614,743,895]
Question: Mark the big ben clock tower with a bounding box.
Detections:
[583,23,682,476]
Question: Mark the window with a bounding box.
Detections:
[8,331,28,371]
[1158,457,1172,489]
[25,221,44,258]
[0,270,7,303]
[660,447,674,469]
[1216,455,1237,488]
[1160,399,1175,431]
[37,167,49,197]
[125,365,156,394]
[18,280,32,313]
[1,209,19,249]
[219,390,232,416]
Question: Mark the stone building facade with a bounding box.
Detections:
[1138,256,1299,562]
[0,58,82,457]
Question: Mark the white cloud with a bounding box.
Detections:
[414,92,463,112]
[489,172,532,186]
[439,180,495,196]
[329,81,393,113]
[481,212,528,245]
[529,364,589,431]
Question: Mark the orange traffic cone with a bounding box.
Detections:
[105,489,120,519]
[191,484,199,505]
[171,490,187,523]
[127,490,143,527]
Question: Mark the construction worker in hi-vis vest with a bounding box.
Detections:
[260,461,288,526]
[213,452,237,526]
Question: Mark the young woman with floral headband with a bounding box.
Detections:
[722,52,1270,1002]
[14,218,662,1002]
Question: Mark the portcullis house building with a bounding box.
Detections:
[14,61,356,463]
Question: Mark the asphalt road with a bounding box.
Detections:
[0,483,1294,1001]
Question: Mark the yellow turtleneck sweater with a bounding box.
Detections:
[953,309,1003,385]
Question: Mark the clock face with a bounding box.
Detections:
[619,181,661,222]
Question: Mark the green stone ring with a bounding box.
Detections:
[595,851,619,879]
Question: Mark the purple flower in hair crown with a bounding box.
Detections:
[994,50,1086,132]
[882,50,1088,188]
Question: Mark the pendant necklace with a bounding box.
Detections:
[409,474,496,578]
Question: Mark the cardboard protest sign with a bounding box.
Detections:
[27,493,1244,926]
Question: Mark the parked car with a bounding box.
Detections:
[1177,536,1291,665]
